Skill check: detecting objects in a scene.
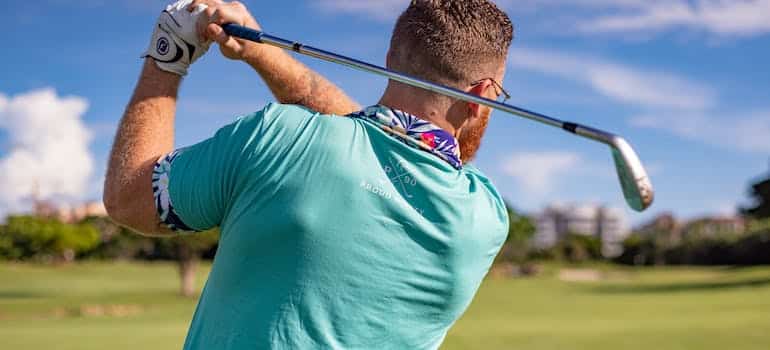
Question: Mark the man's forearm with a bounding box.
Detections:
[104,59,180,235]
[242,44,360,116]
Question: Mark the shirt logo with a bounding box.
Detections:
[385,157,418,199]
[360,180,393,200]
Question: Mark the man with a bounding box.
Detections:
[104,0,514,348]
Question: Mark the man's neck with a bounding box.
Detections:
[378,90,458,137]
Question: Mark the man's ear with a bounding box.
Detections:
[385,48,395,69]
[467,82,489,119]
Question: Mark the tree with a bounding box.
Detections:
[79,216,157,261]
[557,233,603,263]
[495,205,536,264]
[616,221,767,266]
[0,227,17,260]
[743,176,770,219]
[0,216,100,262]
[80,216,219,297]
[155,230,220,297]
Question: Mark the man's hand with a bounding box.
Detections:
[191,0,262,61]
[143,0,212,76]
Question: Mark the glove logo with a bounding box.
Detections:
[157,37,170,56]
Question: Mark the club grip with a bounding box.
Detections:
[222,23,264,43]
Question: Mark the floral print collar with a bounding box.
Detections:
[348,105,462,169]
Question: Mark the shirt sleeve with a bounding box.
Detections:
[152,105,272,233]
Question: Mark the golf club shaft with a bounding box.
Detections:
[222,24,618,147]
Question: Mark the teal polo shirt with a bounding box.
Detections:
[153,103,509,349]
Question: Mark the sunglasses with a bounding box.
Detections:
[471,78,511,103]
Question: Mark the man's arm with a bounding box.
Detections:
[105,0,358,236]
[103,60,179,236]
[243,43,360,116]
[194,0,360,115]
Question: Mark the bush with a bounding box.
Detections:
[559,234,603,263]
[616,220,770,266]
[79,217,158,261]
[0,216,100,262]
[530,233,603,263]
[731,229,770,265]
[494,206,536,264]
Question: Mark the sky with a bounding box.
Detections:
[1,0,769,225]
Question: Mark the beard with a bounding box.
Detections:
[458,107,491,163]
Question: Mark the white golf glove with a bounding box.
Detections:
[143,0,211,76]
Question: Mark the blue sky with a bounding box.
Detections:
[1,0,769,224]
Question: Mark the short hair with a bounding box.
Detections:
[388,0,514,88]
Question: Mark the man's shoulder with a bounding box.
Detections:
[461,164,509,234]
[463,164,504,205]
[239,102,318,124]
[235,103,351,131]
[266,102,320,116]
[219,103,362,162]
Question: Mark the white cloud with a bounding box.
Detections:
[313,0,406,20]
[509,47,715,110]
[312,0,770,37]
[577,0,770,37]
[0,89,94,218]
[631,112,770,153]
[507,0,648,10]
[502,151,582,194]
[508,47,770,154]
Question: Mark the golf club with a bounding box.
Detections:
[222,24,655,212]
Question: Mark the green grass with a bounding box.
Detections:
[1,262,769,349]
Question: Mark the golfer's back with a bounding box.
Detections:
[167,104,508,349]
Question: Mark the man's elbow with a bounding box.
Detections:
[103,189,168,237]
[103,188,130,228]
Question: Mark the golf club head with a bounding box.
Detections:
[610,138,655,212]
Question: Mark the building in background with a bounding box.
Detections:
[681,216,747,239]
[635,212,684,243]
[534,204,631,257]
[29,182,107,223]
[57,202,108,223]
[33,200,107,224]
[635,212,746,241]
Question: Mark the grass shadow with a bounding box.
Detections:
[593,276,770,294]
